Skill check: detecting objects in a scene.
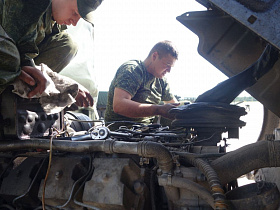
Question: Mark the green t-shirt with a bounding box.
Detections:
[105,60,174,126]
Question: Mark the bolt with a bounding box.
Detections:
[55,171,63,180]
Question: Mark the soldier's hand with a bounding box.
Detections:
[75,85,94,107]
[18,65,47,98]
[158,103,180,120]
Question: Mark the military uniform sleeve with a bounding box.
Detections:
[114,63,143,97]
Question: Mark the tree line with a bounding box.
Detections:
[175,95,257,103]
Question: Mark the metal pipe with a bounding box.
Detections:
[0,139,174,173]
[158,175,215,209]
[4,139,280,186]
[163,186,180,209]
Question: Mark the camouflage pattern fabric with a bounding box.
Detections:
[34,30,78,73]
[0,0,77,93]
[0,25,21,93]
[0,0,53,67]
[105,60,174,127]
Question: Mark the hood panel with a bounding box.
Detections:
[177,2,280,117]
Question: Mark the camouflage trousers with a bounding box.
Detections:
[0,25,21,93]
[0,25,78,93]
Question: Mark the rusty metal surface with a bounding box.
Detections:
[83,158,141,210]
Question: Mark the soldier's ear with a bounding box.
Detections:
[152,52,158,61]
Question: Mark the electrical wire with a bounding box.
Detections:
[42,128,61,210]
[66,117,104,123]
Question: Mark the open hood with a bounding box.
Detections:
[177,0,280,117]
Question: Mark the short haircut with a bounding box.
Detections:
[148,40,179,60]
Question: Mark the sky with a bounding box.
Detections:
[92,0,249,98]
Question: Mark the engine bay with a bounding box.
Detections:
[0,99,279,210]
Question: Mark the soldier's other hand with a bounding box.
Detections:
[18,65,47,98]
[75,85,94,107]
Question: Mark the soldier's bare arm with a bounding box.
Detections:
[113,87,179,119]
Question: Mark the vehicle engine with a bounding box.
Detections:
[0,91,280,210]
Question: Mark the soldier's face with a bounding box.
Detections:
[52,0,81,26]
[152,53,176,79]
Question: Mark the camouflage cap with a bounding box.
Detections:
[77,0,103,26]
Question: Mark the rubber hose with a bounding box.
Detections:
[211,140,280,185]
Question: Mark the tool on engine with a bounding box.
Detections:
[58,126,132,141]
[90,126,133,139]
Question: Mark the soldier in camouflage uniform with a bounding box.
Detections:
[105,40,180,129]
[0,0,103,107]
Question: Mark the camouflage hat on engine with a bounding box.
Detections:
[77,0,103,26]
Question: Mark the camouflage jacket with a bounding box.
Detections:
[105,60,174,126]
[0,0,64,93]
[0,0,56,67]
